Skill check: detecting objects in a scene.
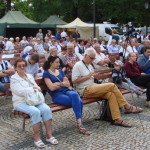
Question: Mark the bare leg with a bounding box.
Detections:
[76,118,91,135]
[32,122,41,142]
[44,120,53,139]
[44,119,58,144]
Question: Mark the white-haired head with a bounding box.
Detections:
[49,46,57,55]
[84,47,96,56]
[9,37,14,41]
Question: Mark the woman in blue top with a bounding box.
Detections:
[43,56,90,135]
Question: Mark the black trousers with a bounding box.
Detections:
[131,75,150,101]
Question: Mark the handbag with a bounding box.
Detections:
[26,89,45,106]
[99,100,113,123]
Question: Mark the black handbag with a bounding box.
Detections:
[100,100,113,123]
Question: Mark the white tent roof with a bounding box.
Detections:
[57,17,93,28]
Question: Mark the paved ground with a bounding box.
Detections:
[0,93,150,150]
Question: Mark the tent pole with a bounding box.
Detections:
[93,0,96,38]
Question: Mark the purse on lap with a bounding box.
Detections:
[24,77,45,106]
[26,89,45,106]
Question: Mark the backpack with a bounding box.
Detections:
[99,100,113,123]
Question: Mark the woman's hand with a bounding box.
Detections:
[33,86,41,91]
[61,77,70,87]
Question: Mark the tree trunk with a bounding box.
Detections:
[6,0,11,12]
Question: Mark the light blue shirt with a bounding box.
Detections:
[108,45,119,53]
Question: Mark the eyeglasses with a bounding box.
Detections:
[17,64,26,68]
[88,55,95,60]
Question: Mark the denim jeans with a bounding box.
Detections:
[0,82,10,92]
[15,103,52,125]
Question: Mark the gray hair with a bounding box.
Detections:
[84,47,96,56]
[49,46,57,54]
[111,39,116,43]
[93,43,99,49]
[9,37,14,41]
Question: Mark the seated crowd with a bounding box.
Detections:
[0,29,150,148]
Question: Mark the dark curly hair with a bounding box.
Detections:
[43,55,59,70]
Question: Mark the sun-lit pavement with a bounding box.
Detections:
[0,93,150,150]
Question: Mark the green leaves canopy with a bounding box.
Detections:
[1,0,150,26]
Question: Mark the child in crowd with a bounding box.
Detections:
[112,60,146,95]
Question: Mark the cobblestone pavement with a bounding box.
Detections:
[0,93,150,150]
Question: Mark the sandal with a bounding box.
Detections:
[46,137,58,145]
[34,140,45,148]
[112,120,132,128]
[77,123,91,135]
[125,105,143,114]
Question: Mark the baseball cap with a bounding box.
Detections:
[0,47,3,53]
[93,38,97,41]
[114,60,123,67]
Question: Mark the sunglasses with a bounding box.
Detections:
[88,55,95,60]
[17,64,26,68]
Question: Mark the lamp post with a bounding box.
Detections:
[144,0,149,36]
[93,0,96,38]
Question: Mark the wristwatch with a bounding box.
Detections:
[2,70,5,74]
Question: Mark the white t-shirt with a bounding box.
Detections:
[5,41,14,51]
[72,61,95,96]
[93,53,108,70]
[61,31,67,38]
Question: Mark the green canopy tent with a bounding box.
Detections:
[0,11,40,37]
[41,15,67,28]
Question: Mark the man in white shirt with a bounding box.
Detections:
[20,36,29,47]
[93,43,110,70]
[72,47,142,127]
[61,29,67,39]
[5,38,14,53]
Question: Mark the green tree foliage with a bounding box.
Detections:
[97,0,150,25]
[13,0,33,19]
[0,0,149,25]
[0,1,6,18]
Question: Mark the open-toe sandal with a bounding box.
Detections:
[34,140,45,148]
[112,120,132,128]
[125,105,143,114]
[46,137,58,145]
[77,123,91,135]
